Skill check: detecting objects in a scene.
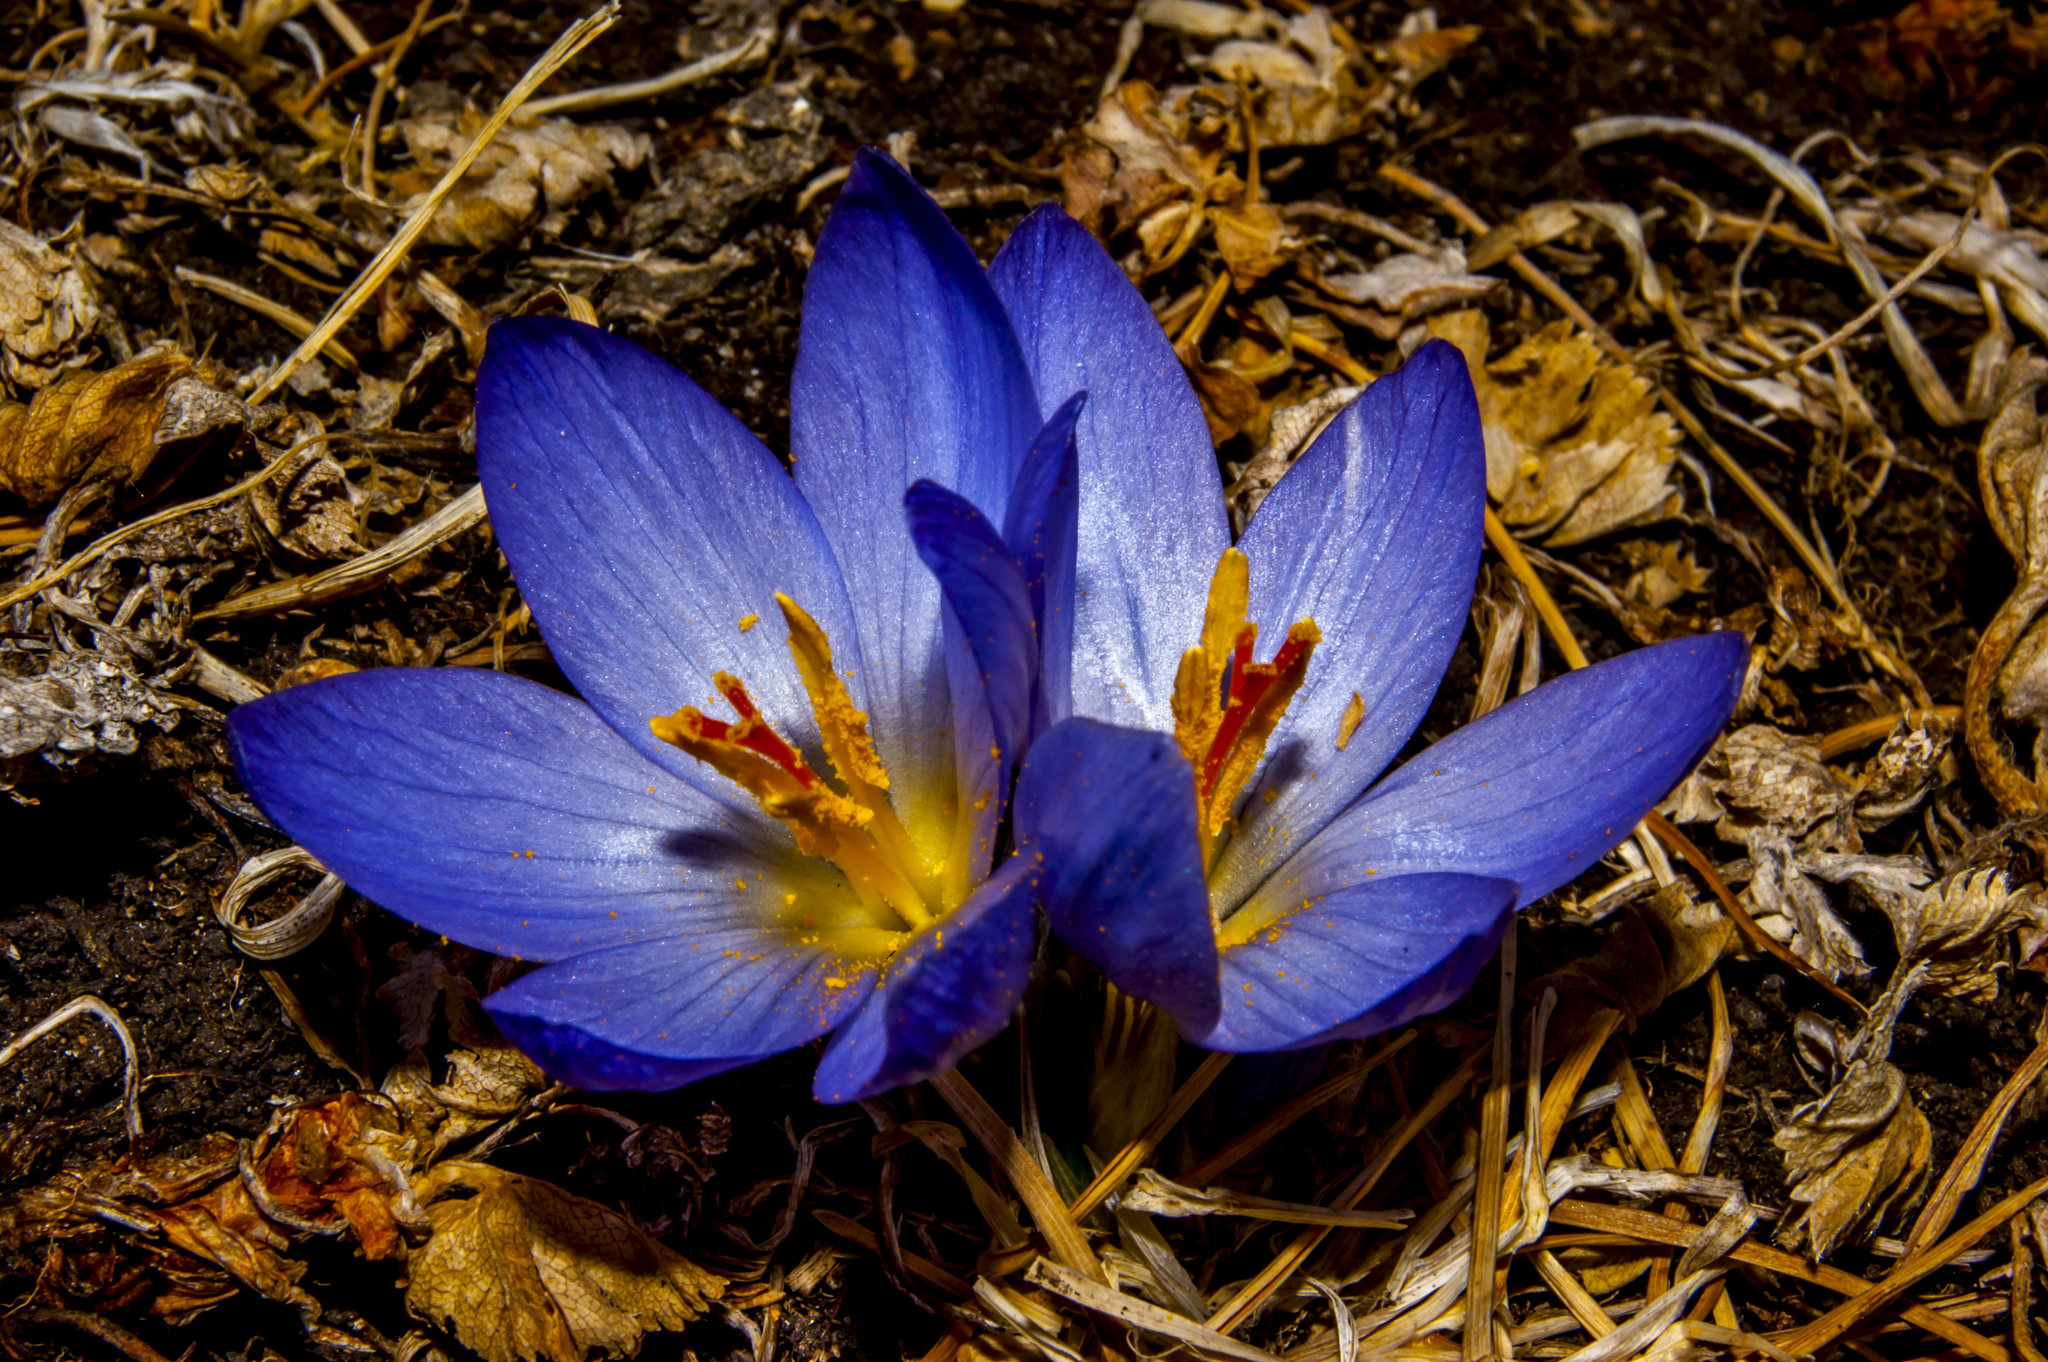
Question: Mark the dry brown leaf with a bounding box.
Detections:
[378,943,470,1050]
[1524,882,1737,1057]
[0,351,199,507]
[1426,309,1683,545]
[150,1163,321,1322]
[1197,9,1384,148]
[394,113,652,253]
[255,1093,414,1261]
[247,435,362,562]
[1372,12,1483,89]
[184,162,264,202]
[1060,81,1226,238]
[1137,0,1273,39]
[406,1161,722,1362]
[0,219,101,388]
[1873,868,2048,1001]
[1188,361,1264,444]
[1775,971,1934,1259]
[1312,245,1497,338]
[1621,539,1712,611]
[1209,198,1298,289]
[1467,200,1583,270]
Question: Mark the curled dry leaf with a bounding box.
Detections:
[0,351,218,507]
[1310,244,1497,339]
[1196,8,1384,149]
[1210,198,1299,290]
[149,1148,322,1326]
[1668,724,1859,847]
[406,1160,723,1362]
[0,219,101,387]
[1426,309,1683,545]
[254,1094,417,1261]
[1524,881,1737,1057]
[1775,966,1934,1259]
[1871,867,2048,1002]
[1065,8,1387,239]
[1620,539,1712,611]
[1061,81,1227,239]
[247,435,363,562]
[1662,722,1952,982]
[394,113,653,254]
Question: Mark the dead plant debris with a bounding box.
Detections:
[3,3,2048,1362]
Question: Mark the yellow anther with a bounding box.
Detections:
[1172,549,1319,870]
[651,597,945,932]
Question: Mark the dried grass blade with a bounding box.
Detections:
[1123,1171,1408,1229]
[812,1209,973,1298]
[1902,1035,2048,1257]
[1026,1258,1286,1362]
[1464,930,1518,1362]
[1681,973,1733,1177]
[249,3,622,404]
[196,483,487,620]
[1070,1049,1234,1222]
[1781,1174,2048,1356]
[1532,1250,1617,1340]
[2013,1220,2046,1362]
[175,267,360,369]
[1206,1046,1491,1335]
[0,995,141,1141]
[0,435,354,612]
[520,25,773,117]
[1507,1008,1618,1195]
[1182,1032,1414,1188]
[1571,116,1966,426]
[929,1067,1105,1281]
[1549,1200,2010,1362]
[1483,508,1588,669]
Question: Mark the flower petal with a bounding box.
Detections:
[1002,392,1084,736]
[811,855,1041,1103]
[1209,340,1486,915]
[476,316,864,806]
[485,925,877,1093]
[225,666,853,961]
[1238,633,1749,920]
[791,149,1039,830]
[905,479,1036,777]
[1014,718,1220,1035]
[1192,873,1515,1052]
[989,204,1228,732]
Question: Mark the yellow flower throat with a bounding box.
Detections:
[650,595,953,931]
[648,550,1315,937]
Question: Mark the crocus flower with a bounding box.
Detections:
[921,202,1748,1052]
[227,152,1084,1102]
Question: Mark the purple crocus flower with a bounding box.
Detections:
[921,203,1748,1053]
[228,152,1078,1103]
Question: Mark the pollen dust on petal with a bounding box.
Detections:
[737,614,759,632]
[1336,692,1366,750]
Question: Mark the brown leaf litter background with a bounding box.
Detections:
[4,1,2048,1362]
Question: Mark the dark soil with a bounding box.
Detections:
[2,0,2043,1359]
